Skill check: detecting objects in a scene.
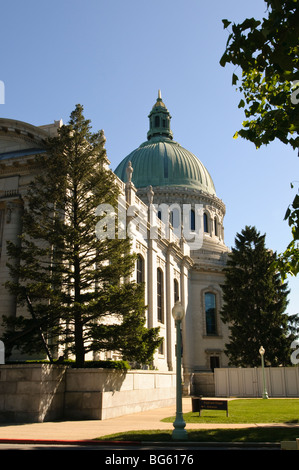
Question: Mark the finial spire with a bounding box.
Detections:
[158,89,162,100]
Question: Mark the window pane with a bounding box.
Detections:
[205,292,217,335]
[174,279,179,302]
[136,255,144,284]
[214,217,218,236]
[204,213,209,233]
[190,209,195,231]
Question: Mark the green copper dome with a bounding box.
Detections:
[114,92,216,195]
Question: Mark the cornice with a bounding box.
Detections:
[137,185,226,214]
[0,118,49,144]
[0,154,44,176]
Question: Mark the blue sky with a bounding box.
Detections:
[1,0,298,316]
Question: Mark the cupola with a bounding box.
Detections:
[147,90,173,141]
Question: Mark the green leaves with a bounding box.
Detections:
[277,190,299,278]
[221,2,299,283]
[222,19,231,29]
[220,2,299,148]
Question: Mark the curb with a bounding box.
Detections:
[0,438,281,448]
[0,438,140,446]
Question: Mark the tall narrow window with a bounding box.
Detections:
[155,115,160,127]
[190,209,195,231]
[136,254,144,284]
[204,213,209,233]
[205,292,217,335]
[174,278,179,303]
[214,217,218,236]
[157,268,164,323]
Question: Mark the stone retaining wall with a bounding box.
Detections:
[0,364,176,423]
[0,364,66,423]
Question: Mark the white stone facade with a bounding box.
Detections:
[0,115,230,377]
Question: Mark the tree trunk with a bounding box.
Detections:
[74,311,85,367]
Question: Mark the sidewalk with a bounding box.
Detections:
[0,398,297,444]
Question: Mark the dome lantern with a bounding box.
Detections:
[147,90,173,141]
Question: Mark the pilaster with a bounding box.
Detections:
[0,198,24,321]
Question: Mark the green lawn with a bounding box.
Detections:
[96,399,299,443]
[96,427,299,443]
[162,399,299,424]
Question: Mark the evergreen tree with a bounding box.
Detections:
[3,104,161,367]
[221,225,299,367]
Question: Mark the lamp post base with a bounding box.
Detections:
[172,414,188,441]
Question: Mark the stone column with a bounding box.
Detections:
[147,237,154,329]
[180,259,191,395]
[146,186,155,330]
[166,247,173,371]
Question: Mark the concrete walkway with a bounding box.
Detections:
[0,398,298,443]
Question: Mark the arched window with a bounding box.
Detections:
[190,209,195,231]
[155,115,160,127]
[157,268,164,323]
[136,254,144,284]
[204,213,209,233]
[174,278,179,303]
[205,292,217,335]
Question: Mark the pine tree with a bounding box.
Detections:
[221,225,299,367]
[3,104,161,367]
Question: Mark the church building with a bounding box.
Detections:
[114,92,230,378]
[0,92,230,388]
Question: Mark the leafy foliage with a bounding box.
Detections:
[220,0,299,278]
[220,0,299,149]
[277,188,299,278]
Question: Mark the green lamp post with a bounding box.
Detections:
[259,346,269,399]
[172,301,188,441]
